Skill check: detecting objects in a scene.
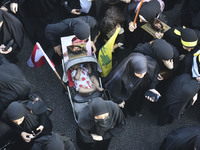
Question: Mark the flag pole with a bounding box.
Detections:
[133,0,144,26]
[36,42,68,92]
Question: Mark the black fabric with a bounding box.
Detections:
[91,98,108,116]
[134,39,180,71]
[160,126,200,150]
[45,16,98,47]
[2,101,52,138]
[181,28,198,46]
[26,92,48,115]
[73,21,90,40]
[104,53,147,102]
[162,74,200,119]
[77,97,126,147]
[0,63,30,97]
[0,120,13,148]
[31,132,76,150]
[11,0,69,47]
[0,9,24,49]
[139,0,161,23]
[0,63,30,114]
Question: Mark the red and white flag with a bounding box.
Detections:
[27,42,55,71]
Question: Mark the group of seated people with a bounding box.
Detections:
[1,0,200,149]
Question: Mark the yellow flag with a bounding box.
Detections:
[98,27,120,77]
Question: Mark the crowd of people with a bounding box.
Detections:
[1,0,200,150]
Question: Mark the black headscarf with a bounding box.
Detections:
[73,20,90,40]
[91,98,109,116]
[134,39,174,64]
[139,0,161,23]
[78,97,126,140]
[160,126,200,150]
[105,53,147,102]
[6,102,39,133]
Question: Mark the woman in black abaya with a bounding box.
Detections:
[105,52,159,116]
[1,101,52,149]
[157,73,200,125]
[76,97,126,150]
[160,126,200,150]
[0,9,24,63]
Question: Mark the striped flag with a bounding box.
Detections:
[27,42,55,71]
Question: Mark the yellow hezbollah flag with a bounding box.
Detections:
[98,27,120,77]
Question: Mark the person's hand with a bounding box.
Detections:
[0,6,8,11]
[91,41,96,53]
[121,0,131,3]
[155,32,164,39]
[129,22,137,32]
[145,89,161,102]
[163,59,174,69]
[157,73,164,81]
[118,101,125,108]
[91,134,103,141]
[71,9,81,15]
[36,125,44,132]
[196,77,200,82]
[0,44,12,54]
[54,45,62,56]
[10,3,18,13]
[191,93,198,105]
[21,132,32,143]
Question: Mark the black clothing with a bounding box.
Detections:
[0,9,24,62]
[77,97,126,150]
[2,101,52,137]
[158,74,200,125]
[134,39,179,72]
[45,15,98,47]
[163,27,199,55]
[11,0,69,47]
[0,63,30,115]
[31,132,76,150]
[160,126,200,150]
[1,101,52,149]
[105,53,159,104]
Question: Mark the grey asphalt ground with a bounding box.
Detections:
[14,1,200,149]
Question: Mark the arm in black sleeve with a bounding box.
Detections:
[45,18,72,47]
[39,112,47,127]
[85,16,99,41]
[102,106,126,140]
[149,63,160,89]
[125,2,138,23]
[78,127,94,143]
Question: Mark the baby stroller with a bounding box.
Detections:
[61,36,103,123]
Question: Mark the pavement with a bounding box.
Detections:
[14,0,200,149]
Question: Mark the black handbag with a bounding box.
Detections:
[23,91,53,116]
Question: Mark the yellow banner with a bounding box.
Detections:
[98,27,120,77]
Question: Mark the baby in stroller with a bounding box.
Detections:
[70,63,104,95]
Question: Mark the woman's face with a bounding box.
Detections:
[134,72,146,78]
[13,116,24,125]
[183,46,194,52]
